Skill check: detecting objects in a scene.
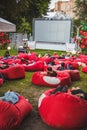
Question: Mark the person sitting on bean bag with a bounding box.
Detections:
[41,67,57,77]
[50,86,87,100]
[57,62,66,71]
[0,62,9,69]
[2,50,12,60]
[47,67,57,77]
[67,63,73,70]
[48,59,56,66]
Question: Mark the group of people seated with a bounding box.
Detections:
[42,62,73,77]
[50,85,87,100]
[57,62,73,70]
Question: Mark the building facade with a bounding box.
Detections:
[54,0,75,18]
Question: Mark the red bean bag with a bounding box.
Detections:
[7,59,21,65]
[38,89,87,130]
[32,71,71,87]
[18,53,30,60]
[65,61,79,70]
[28,54,39,61]
[57,71,72,86]
[52,53,59,58]
[64,70,80,81]
[23,61,44,71]
[0,95,32,130]
[0,78,3,87]
[54,59,61,65]
[15,96,33,124]
[40,56,52,64]
[0,65,25,80]
[71,62,79,69]
[18,53,39,61]
[1,56,16,63]
[82,66,87,73]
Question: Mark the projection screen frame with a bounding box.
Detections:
[32,18,72,44]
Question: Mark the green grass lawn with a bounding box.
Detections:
[0,48,87,109]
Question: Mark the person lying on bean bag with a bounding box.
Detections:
[50,86,87,100]
[0,90,19,104]
[57,62,66,71]
[2,50,12,60]
[0,90,33,130]
[49,85,68,95]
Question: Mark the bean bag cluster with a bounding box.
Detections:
[32,71,71,87]
[38,89,87,130]
[64,70,80,81]
[0,96,32,130]
[50,65,80,82]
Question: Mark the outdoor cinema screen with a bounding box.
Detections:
[33,19,72,43]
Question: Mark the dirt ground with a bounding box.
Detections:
[17,110,58,130]
[15,85,58,130]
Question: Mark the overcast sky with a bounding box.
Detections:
[49,0,70,9]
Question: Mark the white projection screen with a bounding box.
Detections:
[33,19,72,43]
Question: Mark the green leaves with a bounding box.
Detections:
[17,17,31,33]
[74,0,87,21]
[0,0,51,33]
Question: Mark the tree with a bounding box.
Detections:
[17,17,31,34]
[23,0,51,32]
[74,0,87,22]
[0,0,51,33]
[0,0,30,23]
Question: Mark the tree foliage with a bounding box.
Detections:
[17,17,31,34]
[74,0,87,22]
[0,0,51,33]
